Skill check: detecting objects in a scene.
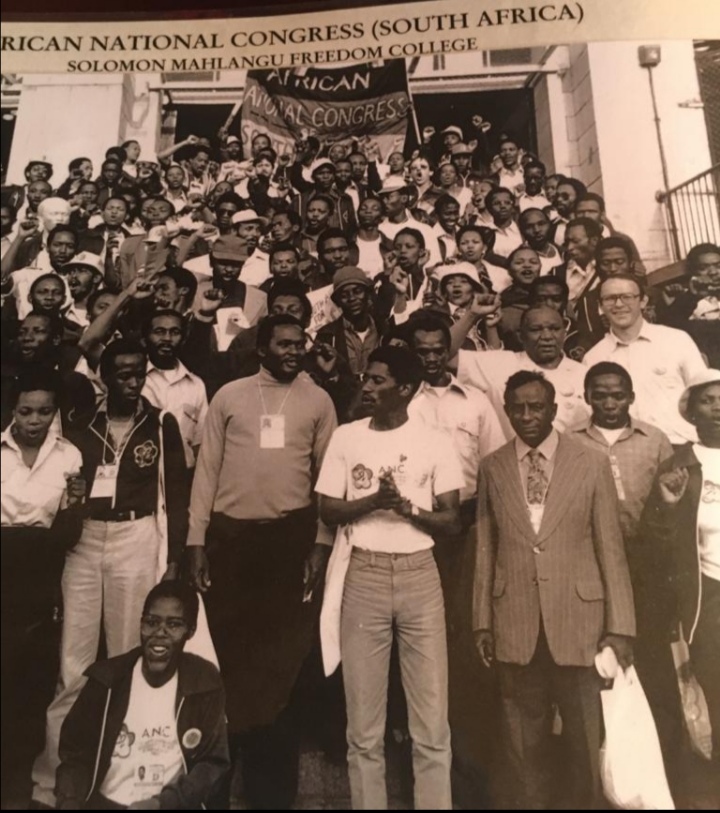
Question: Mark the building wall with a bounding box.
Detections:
[587,40,712,270]
[561,45,602,193]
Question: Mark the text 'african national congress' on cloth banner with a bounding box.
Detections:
[240,60,411,161]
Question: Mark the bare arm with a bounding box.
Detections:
[157,135,200,164]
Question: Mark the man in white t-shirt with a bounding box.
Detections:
[55,581,229,810]
[316,345,464,810]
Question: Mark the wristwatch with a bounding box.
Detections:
[410,504,420,518]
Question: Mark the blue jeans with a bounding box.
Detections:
[341,547,452,810]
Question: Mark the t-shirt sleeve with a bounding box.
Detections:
[430,431,466,496]
[315,427,348,499]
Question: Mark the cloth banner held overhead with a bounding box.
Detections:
[240,61,411,162]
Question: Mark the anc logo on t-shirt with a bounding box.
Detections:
[352,464,373,490]
[133,440,159,468]
[182,728,203,749]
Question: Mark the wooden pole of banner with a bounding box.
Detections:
[405,72,422,153]
[218,99,243,140]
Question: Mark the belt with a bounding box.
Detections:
[88,509,154,523]
[352,547,434,563]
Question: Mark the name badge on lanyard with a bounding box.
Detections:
[260,414,286,449]
[609,454,626,502]
[90,463,119,507]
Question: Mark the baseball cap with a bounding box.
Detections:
[226,136,241,146]
[678,368,720,422]
[450,143,473,156]
[211,236,250,262]
[64,252,104,276]
[310,159,336,176]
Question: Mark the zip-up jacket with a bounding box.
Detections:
[68,397,189,563]
[55,648,229,809]
[641,443,705,643]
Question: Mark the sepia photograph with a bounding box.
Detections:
[1,13,719,810]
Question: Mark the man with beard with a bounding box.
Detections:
[235,209,271,287]
[299,194,334,258]
[451,302,590,439]
[142,310,208,469]
[302,227,358,292]
[54,581,229,810]
[31,340,190,809]
[355,196,393,279]
[186,314,337,810]
[551,177,587,247]
[62,252,104,341]
[519,207,563,277]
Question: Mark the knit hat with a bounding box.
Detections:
[331,266,373,302]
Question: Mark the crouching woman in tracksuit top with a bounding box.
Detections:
[55,581,230,810]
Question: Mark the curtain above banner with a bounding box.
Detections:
[240,60,411,162]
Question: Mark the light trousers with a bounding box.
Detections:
[32,516,160,807]
[341,547,452,810]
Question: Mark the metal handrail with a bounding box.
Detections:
[656,164,720,261]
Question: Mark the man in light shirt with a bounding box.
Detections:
[517,160,550,212]
[584,274,708,446]
[492,137,525,197]
[142,310,208,468]
[451,301,590,439]
[317,345,464,810]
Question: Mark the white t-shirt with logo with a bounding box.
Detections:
[315,416,465,553]
[100,661,183,806]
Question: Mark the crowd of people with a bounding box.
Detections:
[1,109,719,811]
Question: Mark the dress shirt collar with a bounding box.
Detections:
[515,428,560,463]
[579,418,649,444]
[1,424,64,470]
[146,358,193,384]
[342,314,377,338]
[417,375,469,398]
[607,318,653,347]
[567,258,595,278]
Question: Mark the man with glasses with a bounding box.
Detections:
[54,581,229,810]
[585,273,708,447]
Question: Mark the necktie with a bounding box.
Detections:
[526,449,548,505]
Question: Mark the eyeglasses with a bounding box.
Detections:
[599,293,642,306]
[141,615,188,633]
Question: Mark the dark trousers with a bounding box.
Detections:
[1,528,62,803]
[691,575,720,762]
[497,628,603,810]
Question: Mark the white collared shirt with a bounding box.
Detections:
[1,427,83,528]
[142,360,208,467]
[240,250,271,288]
[63,301,89,329]
[515,429,560,532]
[490,221,522,258]
[566,259,598,304]
[458,349,590,441]
[409,376,505,501]
[584,320,708,445]
[518,192,551,212]
[497,166,525,196]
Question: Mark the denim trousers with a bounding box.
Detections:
[341,547,452,810]
[32,516,160,807]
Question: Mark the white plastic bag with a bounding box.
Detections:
[671,637,713,761]
[600,666,675,810]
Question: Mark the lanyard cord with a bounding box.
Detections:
[257,378,296,416]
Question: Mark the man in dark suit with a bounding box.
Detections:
[473,369,636,809]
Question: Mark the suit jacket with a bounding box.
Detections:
[473,433,635,667]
